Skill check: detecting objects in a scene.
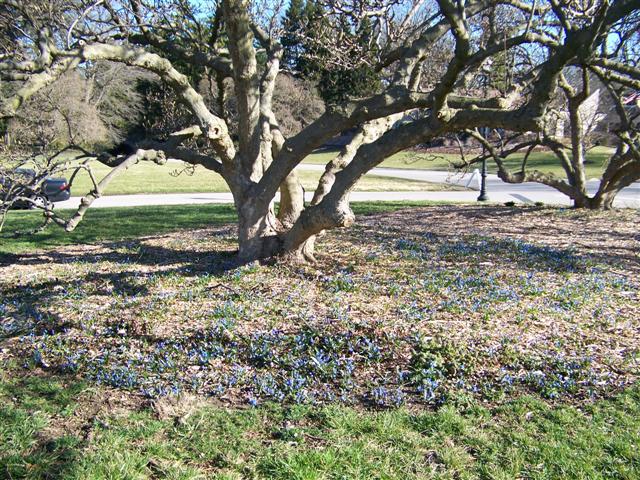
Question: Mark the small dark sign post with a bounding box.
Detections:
[477,127,489,202]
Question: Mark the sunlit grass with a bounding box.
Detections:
[8,146,612,197]
[304,146,613,179]
[1,370,638,479]
[0,201,453,254]
[63,161,460,196]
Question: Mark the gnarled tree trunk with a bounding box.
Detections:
[2,0,638,260]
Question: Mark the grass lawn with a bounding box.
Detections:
[18,145,613,198]
[0,201,450,254]
[1,203,638,478]
[65,161,462,196]
[304,146,613,179]
[1,371,639,479]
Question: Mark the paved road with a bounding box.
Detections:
[324,165,640,208]
[56,165,640,209]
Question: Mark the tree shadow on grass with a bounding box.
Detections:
[0,230,241,342]
[354,205,640,274]
[0,203,239,256]
[0,224,239,267]
[1,414,82,480]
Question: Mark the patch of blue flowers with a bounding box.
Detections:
[392,231,590,273]
[437,237,588,272]
[22,320,396,405]
[500,352,603,399]
[20,316,628,407]
[323,270,357,293]
[8,221,635,409]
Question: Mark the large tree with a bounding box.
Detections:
[1,0,639,261]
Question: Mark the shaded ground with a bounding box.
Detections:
[2,205,638,405]
[1,205,639,478]
[376,205,640,272]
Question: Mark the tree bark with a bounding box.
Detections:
[235,184,319,262]
[235,202,321,263]
[236,200,281,261]
[3,0,638,262]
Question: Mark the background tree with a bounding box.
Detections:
[280,0,382,103]
[281,0,306,71]
[451,3,640,210]
[7,62,147,150]
[1,0,639,262]
[271,75,325,137]
[460,70,639,210]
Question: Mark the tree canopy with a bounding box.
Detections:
[1,0,639,260]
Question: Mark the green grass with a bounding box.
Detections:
[0,203,237,254]
[2,202,638,478]
[0,201,452,254]
[304,146,613,179]
[22,146,612,197]
[65,161,458,196]
[1,370,638,479]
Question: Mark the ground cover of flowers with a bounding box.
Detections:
[1,205,638,408]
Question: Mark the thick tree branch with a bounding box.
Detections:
[53,43,236,163]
